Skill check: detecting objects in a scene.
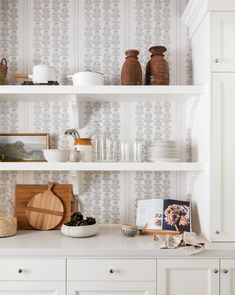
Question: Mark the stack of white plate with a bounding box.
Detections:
[147,140,179,162]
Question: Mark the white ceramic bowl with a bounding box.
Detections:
[43,149,70,162]
[61,223,99,238]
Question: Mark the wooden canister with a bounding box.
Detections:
[121,49,142,85]
[0,58,7,85]
[145,46,169,85]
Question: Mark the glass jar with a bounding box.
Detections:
[0,197,17,238]
[74,138,93,162]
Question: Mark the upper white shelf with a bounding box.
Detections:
[0,162,204,171]
[0,85,205,101]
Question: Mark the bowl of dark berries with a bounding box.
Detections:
[61,212,99,238]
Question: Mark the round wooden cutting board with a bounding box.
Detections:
[25,184,64,230]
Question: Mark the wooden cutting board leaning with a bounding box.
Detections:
[15,183,78,230]
[25,183,64,230]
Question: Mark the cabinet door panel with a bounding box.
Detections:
[68,282,156,295]
[0,281,65,295]
[212,73,235,241]
[157,259,219,295]
[212,12,235,71]
[221,259,235,295]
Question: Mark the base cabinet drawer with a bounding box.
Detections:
[0,258,66,281]
[0,281,66,295]
[67,282,156,295]
[67,258,156,281]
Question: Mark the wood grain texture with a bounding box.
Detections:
[25,188,64,230]
[15,184,78,229]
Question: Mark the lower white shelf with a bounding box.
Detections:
[0,162,204,171]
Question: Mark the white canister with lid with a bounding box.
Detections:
[67,70,104,85]
[74,138,93,162]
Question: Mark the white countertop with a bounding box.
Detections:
[0,228,235,258]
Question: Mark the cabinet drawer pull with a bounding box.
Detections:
[109,269,114,274]
[223,269,228,274]
[213,269,218,274]
[18,269,23,273]
[215,58,220,63]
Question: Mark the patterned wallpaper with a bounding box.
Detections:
[0,0,191,225]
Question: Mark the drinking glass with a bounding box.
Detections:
[120,142,129,162]
[130,142,143,162]
[93,138,117,161]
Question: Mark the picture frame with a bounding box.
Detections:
[0,133,49,162]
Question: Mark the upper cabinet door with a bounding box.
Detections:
[211,73,235,241]
[212,12,235,72]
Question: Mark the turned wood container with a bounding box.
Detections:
[121,49,142,85]
[145,46,169,85]
[0,58,7,85]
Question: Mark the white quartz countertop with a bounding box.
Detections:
[0,228,235,258]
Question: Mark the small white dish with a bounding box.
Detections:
[61,223,99,238]
[43,149,70,162]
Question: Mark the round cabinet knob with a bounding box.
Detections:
[18,269,23,273]
[214,269,219,274]
[109,269,114,274]
[223,269,229,274]
[215,230,220,235]
[215,58,220,63]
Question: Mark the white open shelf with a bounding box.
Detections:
[0,162,204,171]
[0,85,205,101]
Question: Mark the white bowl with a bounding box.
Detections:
[61,223,99,238]
[43,149,70,162]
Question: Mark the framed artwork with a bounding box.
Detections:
[0,133,49,162]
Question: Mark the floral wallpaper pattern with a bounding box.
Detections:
[0,0,191,224]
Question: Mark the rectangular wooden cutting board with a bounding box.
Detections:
[15,184,78,230]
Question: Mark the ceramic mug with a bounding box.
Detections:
[67,70,104,85]
[29,65,56,83]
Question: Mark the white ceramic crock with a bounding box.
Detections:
[28,65,56,83]
[67,70,104,85]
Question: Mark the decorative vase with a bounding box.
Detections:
[145,46,169,85]
[121,49,142,85]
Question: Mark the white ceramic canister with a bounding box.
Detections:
[74,138,93,162]
[67,70,104,85]
[28,65,56,83]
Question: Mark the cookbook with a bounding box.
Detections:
[136,198,191,232]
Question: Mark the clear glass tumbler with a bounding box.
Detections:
[120,142,130,162]
[130,142,143,162]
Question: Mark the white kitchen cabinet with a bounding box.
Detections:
[0,258,66,295]
[0,281,65,295]
[67,282,156,295]
[211,73,235,241]
[157,259,219,295]
[67,258,156,295]
[212,12,235,72]
[221,259,235,295]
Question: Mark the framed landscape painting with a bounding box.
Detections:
[0,133,49,161]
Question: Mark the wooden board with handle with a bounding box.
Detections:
[15,183,78,230]
[25,184,64,230]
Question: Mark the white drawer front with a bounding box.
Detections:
[67,259,156,281]
[0,258,66,281]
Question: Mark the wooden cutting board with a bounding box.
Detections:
[15,183,78,230]
[25,184,64,230]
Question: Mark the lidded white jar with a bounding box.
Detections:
[74,138,93,162]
